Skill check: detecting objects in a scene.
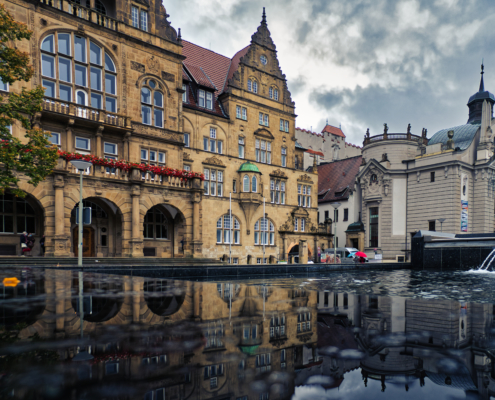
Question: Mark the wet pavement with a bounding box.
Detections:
[1,267,494,399]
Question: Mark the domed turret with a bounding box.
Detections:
[467,63,495,124]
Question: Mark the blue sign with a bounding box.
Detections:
[76,207,92,225]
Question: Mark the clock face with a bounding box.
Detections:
[260,55,268,65]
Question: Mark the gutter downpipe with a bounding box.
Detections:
[406,161,409,262]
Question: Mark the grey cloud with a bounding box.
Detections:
[288,75,307,96]
[296,21,312,44]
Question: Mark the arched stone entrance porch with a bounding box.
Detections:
[142,204,187,257]
[70,197,124,257]
[286,241,313,264]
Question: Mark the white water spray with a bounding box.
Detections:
[479,248,495,270]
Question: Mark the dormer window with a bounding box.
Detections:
[206,92,213,109]
[198,89,213,110]
[131,5,148,32]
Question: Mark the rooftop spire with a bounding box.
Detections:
[262,7,266,24]
[479,61,485,92]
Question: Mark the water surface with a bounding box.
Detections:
[1,268,495,399]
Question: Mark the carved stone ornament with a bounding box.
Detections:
[131,61,145,73]
[254,128,275,140]
[202,156,226,168]
[147,56,159,74]
[269,169,288,179]
[280,214,294,232]
[183,153,193,161]
[297,174,314,184]
[161,71,175,82]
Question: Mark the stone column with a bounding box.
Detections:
[95,126,103,158]
[53,174,68,257]
[282,235,287,262]
[130,184,143,257]
[193,282,201,321]
[299,239,308,264]
[66,119,74,153]
[132,278,142,323]
[124,131,131,161]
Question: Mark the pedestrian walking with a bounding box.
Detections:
[26,233,35,257]
[20,231,28,256]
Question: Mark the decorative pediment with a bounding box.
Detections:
[254,128,274,140]
[279,207,317,233]
[183,153,193,162]
[297,174,314,184]
[269,169,287,179]
[202,156,225,168]
[155,5,179,43]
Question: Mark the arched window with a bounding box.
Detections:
[141,79,164,128]
[251,176,258,192]
[243,175,250,192]
[247,78,258,94]
[143,207,168,239]
[254,218,275,246]
[216,215,240,244]
[40,33,117,112]
[0,194,36,234]
[269,86,279,101]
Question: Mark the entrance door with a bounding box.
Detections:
[351,239,359,249]
[73,227,95,257]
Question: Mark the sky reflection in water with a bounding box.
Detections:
[0,267,494,400]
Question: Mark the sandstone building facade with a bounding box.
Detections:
[1,0,329,262]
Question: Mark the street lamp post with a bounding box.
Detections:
[331,203,341,264]
[69,160,93,267]
[437,218,446,232]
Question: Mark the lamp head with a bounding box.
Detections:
[437,218,446,223]
[331,202,341,209]
[70,160,92,171]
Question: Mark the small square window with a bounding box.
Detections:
[150,151,157,162]
[431,171,435,182]
[48,132,61,146]
[75,137,90,150]
[104,142,117,155]
[184,165,191,171]
[158,152,166,164]
[0,78,8,92]
[141,149,148,160]
[184,132,190,147]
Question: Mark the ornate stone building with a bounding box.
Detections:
[1,0,329,262]
[357,67,495,260]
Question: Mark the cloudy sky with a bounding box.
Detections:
[165,0,495,146]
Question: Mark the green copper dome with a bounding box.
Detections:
[237,161,260,173]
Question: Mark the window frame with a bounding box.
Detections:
[216,215,241,245]
[141,80,164,128]
[254,217,275,246]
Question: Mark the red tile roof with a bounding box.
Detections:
[182,40,231,96]
[306,149,324,157]
[183,62,216,89]
[296,127,361,149]
[322,124,346,138]
[182,68,190,81]
[317,156,362,203]
[225,45,250,91]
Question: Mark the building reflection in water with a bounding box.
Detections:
[2,269,495,399]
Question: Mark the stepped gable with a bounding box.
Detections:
[317,156,362,203]
[224,45,250,92]
[225,8,294,107]
[155,4,179,43]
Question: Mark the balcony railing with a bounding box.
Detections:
[43,98,131,128]
[58,159,193,189]
[39,0,119,31]
[363,132,428,146]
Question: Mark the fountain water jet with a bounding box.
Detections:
[479,248,495,270]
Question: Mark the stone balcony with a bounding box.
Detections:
[43,98,132,130]
[363,132,428,147]
[39,0,119,31]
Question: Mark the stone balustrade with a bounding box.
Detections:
[39,0,119,31]
[43,99,131,128]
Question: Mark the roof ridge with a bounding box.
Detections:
[200,66,217,90]
[182,40,230,61]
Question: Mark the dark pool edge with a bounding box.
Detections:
[6,262,412,279]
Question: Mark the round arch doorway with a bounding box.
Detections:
[71,197,123,258]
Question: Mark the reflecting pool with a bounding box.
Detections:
[1,268,495,399]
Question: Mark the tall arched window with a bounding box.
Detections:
[144,207,168,239]
[243,175,250,192]
[247,78,258,93]
[41,33,117,112]
[251,176,258,192]
[0,194,36,234]
[141,79,164,128]
[254,218,274,246]
[216,215,240,244]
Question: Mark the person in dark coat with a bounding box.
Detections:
[25,233,35,257]
[40,235,45,256]
[20,232,28,256]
